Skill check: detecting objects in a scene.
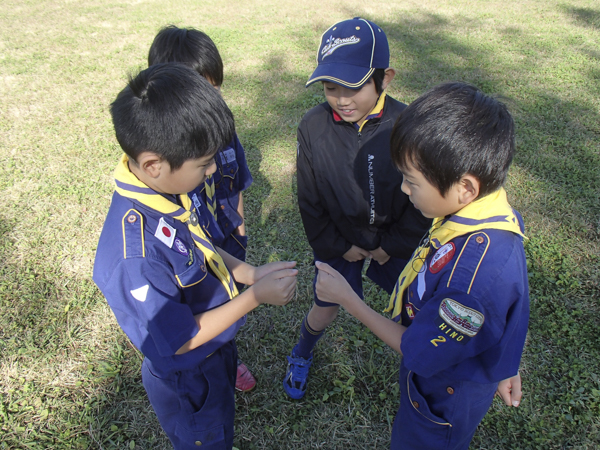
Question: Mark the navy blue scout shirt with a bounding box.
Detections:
[400,219,529,384]
[93,184,245,378]
[210,134,253,243]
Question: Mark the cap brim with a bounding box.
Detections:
[306,64,374,89]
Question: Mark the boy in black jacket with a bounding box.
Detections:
[283,17,431,399]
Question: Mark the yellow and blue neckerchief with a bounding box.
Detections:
[113,154,238,299]
[204,174,218,220]
[385,188,525,322]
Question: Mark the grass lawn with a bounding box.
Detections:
[1,0,599,448]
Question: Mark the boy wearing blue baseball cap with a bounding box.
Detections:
[283,18,431,399]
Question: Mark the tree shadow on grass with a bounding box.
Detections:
[563,5,600,29]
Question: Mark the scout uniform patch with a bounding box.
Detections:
[155,217,176,248]
[434,298,484,344]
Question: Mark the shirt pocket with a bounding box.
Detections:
[174,249,208,288]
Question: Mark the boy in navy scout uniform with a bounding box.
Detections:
[148,25,257,392]
[314,82,527,449]
[93,64,297,450]
[283,18,431,399]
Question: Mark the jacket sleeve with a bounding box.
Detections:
[380,202,432,260]
[296,121,351,259]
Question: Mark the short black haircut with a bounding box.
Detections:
[391,82,515,197]
[148,25,224,87]
[371,68,386,94]
[110,63,234,170]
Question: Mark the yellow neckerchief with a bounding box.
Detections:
[357,92,386,133]
[204,174,218,220]
[113,154,238,299]
[385,188,525,321]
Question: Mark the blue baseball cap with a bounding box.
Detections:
[306,17,389,89]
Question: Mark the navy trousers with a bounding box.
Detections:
[391,360,497,449]
[142,341,237,449]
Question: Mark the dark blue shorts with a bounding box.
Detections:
[313,253,407,307]
[141,341,238,449]
[391,360,497,449]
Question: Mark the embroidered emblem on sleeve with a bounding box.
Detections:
[155,217,176,248]
[434,298,484,344]
[429,243,455,274]
[130,285,149,302]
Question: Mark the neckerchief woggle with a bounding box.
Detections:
[385,188,525,322]
[114,154,238,299]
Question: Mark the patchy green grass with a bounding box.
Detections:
[1,0,599,448]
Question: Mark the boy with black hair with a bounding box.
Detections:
[148,25,257,392]
[93,63,297,449]
[315,81,527,449]
[282,17,431,399]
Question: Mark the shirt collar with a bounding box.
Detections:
[331,92,387,131]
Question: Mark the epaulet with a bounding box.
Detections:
[121,209,145,259]
[446,231,490,294]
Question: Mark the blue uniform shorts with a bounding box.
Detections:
[391,360,497,449]
[313,254,407,307]
[141,341,238,449]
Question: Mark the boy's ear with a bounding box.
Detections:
[457,174,480,205]
[382,68,396,91]
[135,152,164,179]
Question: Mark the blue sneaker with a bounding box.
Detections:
[283,351,313,399]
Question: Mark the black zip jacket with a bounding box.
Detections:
[297,95,432,260]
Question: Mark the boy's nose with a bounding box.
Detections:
[206,159,217,176]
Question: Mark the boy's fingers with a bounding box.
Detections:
[511,374,522,406]
[315,261,337,276]
[268,268,298,280]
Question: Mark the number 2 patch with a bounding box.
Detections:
[433,298,485,345]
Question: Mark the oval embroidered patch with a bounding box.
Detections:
[429,243,455,274]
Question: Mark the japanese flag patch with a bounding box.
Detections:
[155,217,176,248]
[430,243,455,274]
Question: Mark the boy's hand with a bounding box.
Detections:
[251,267,298,306]
[251,261,297,285]
[343,245,370,262]
[370,247,390,265]
[315,261,356,307]
[496,372,522,407]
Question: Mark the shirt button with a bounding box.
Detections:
[195,441,202,446]
[127,214,137,223]
[230,169,234,174]
[412,401,419,408]
[476,236,484,244]
[409,291,413,298]
[447,387,454,395]
[221,205,225,210]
